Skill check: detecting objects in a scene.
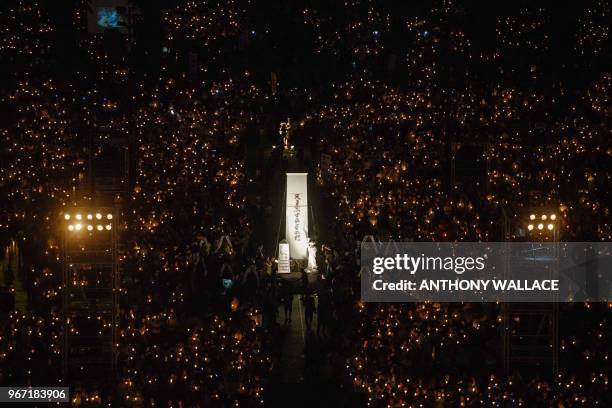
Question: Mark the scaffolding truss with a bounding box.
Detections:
[61,207,119,383]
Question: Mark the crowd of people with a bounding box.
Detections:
[295,1,611,406]
[0,0,610,406]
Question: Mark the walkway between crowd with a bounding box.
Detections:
[277,294,312,382]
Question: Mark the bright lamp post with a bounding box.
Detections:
[514,211,560,377]
[60,207,118,378]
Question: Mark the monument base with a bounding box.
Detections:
[290,258,307,273]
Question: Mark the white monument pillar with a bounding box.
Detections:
[285,173,309,260]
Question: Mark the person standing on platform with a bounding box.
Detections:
[281,281,293,323]
[301,269,308,293]
[303,293,315,331]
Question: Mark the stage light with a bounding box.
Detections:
[527,224,534,231]
[63,210,112,234]
[541,215,547,221]
[547,223,554,230]
[537,223,544,230]
[529,214,536,220]
[550,214,556,220]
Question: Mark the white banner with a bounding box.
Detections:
[278,242,290,274]
[286,173,309,259]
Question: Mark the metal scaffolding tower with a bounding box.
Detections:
[61,207,119,382]
[502,216,560,377]
[502,301,559,376]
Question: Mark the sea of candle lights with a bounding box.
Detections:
[330,300,609,406]
[1,0,611,406]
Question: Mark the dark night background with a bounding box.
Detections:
[0,0,609,407]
